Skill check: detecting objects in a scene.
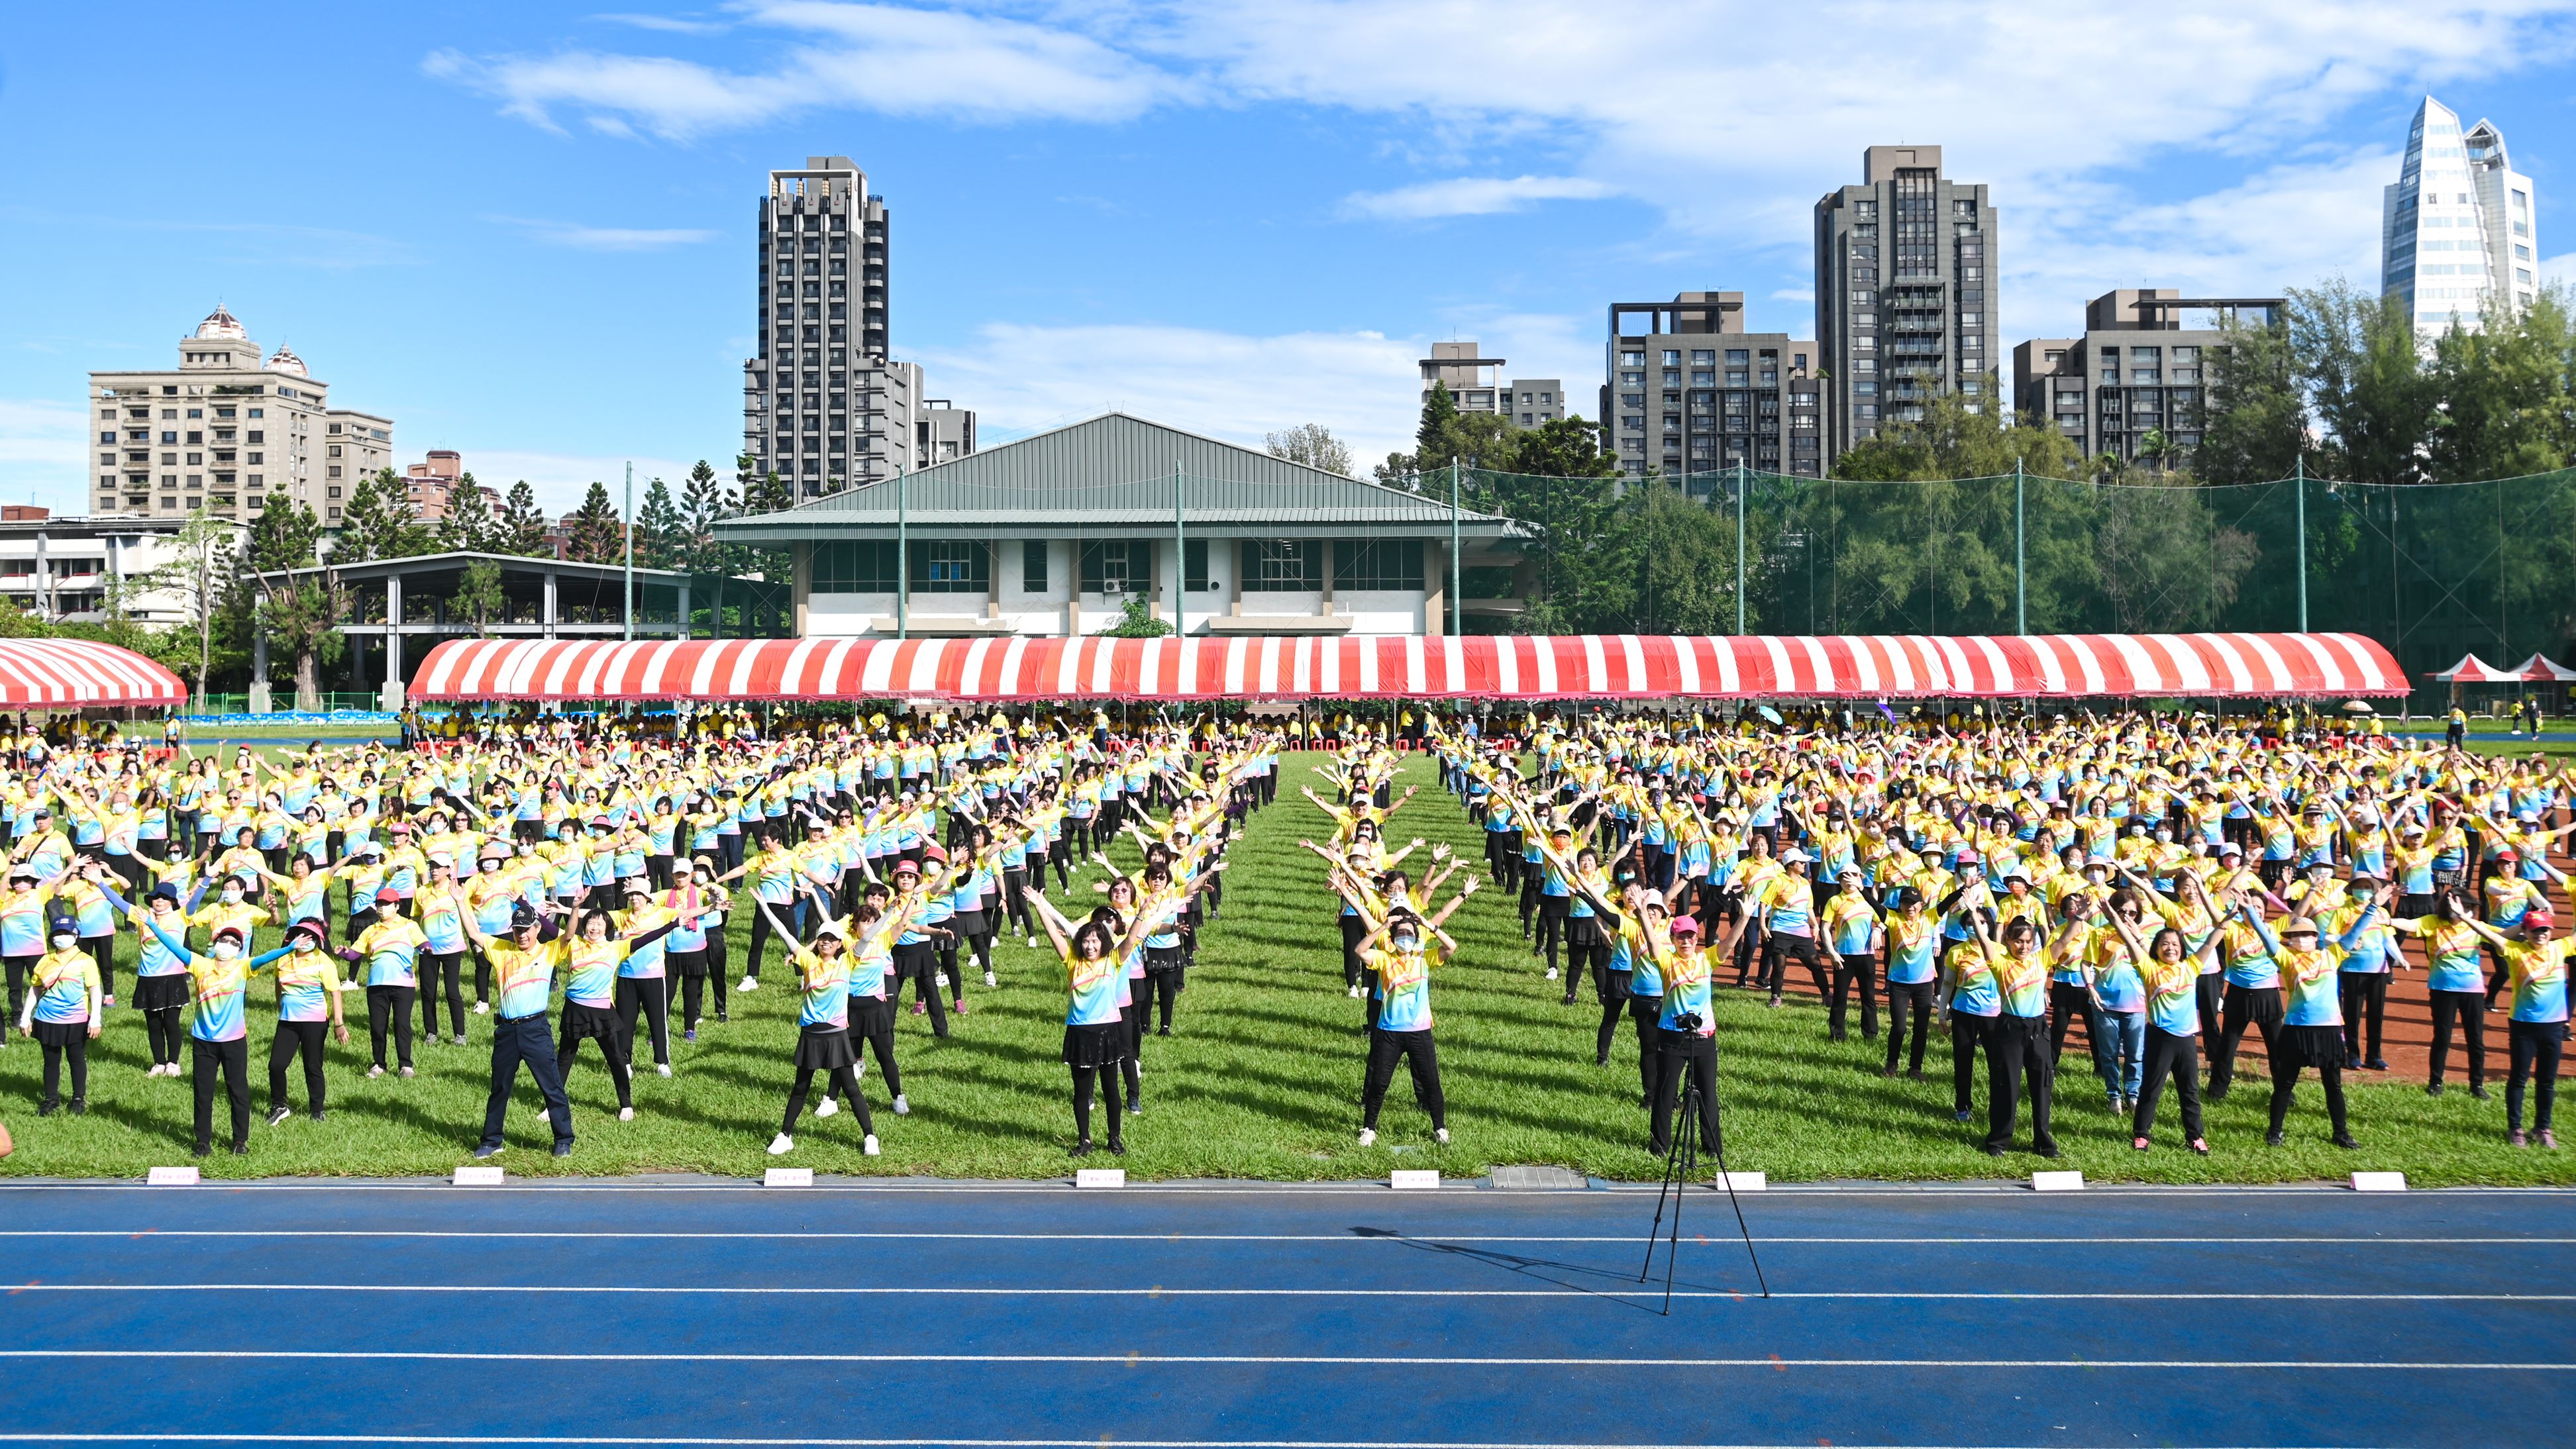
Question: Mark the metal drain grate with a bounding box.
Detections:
[1489,1165,1588,1190]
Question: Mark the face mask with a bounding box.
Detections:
[222,888,243,904]
[213,942,240,960]
[293,937,316,953]
[50,933,74,950]
[1393,936,1420,952]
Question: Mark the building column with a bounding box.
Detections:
[1423,537,1447,638]
[542,567,558,638]
[380,575,405,712]
[676,580,693,640]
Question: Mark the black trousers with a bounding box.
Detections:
[2508,1020,2566,1132]
[1593,964,1631,1064]
[0,952,30,1043]
[2267,1051,2348,1140]
[784,1063,870,1136]
[1649,1030,1718,1154]
[2429,989,2489,1088]
[480,1013,572,1150]
[364,984,417,1069]
[38,1029,87,1107]
[191,1036,251,1152]
[1143,966,1182,1032]
[1884,979,1935,1073]
[2132,1026,2204,1142]
[2208,985,2280,1097]
[83,934,114,1004]
[419,950,466,1039]
[848,1013,902,1099]
[890,943,949,1038]
[1981,1014,2054,1152]
[1764,932,1828,1001]
[558,1015,633,1110]
[266,1020,329,1116]
[1631,994,1666,1107]
[614,975,672,1068]
[2340,973,2390,1063]
[1830,952,1879,1040]
[1952,1012,1991,1115]
[2047,981,2098,1066]
[1362,1027,1445,1130]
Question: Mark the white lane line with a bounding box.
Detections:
[7,1231,2572,1246]
[9,1283,2567,1302]
[0,1349,2565,1371]
[0,1438,2053,1448]
[2,1181,2572,1197]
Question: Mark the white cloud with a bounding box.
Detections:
[2544,252,2576,287]
[1341,175,1614,220]
[488,215,721,250]
[915,323,1425,468]
[429,2,1180,138]
[466,450,701,517]
[590,11,728,33]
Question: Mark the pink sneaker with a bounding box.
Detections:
[911,1001,925,1016]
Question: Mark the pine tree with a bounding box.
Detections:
[564,480,625,564]
[679,458,733,575]
[636,474,684,570]
[332,468,433,563]
[437,471,497,553]
[496,480,552,556]
[234,500,340,709]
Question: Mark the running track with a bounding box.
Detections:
[2,1179,2569,1447]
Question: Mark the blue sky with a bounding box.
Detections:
[5,2,2573,515]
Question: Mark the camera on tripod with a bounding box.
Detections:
[1673,1012,1704,1034]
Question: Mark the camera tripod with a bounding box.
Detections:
[1637,1068,1769,1314]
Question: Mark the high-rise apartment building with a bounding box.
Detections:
[2013,290,2284,466]
[2383,97,2540,336]
[1813,146,1998,464]
[87,306,393,525]
[743,155,906,499]
[1418,342,1564,430]
[1601,292,1821,478]
[917,400,979,466]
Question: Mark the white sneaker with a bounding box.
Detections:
[1348,984,1363,998]
[984,970,996,988]
[892,1093,909,1115]
[1545,966,1559,981]
[399,1066,415,1079]
[533,1105,552,1123]
[1357,1127,1376,1147]
[452,1034,468,1047]
[766,1132,794,1156]
[617,1107,635,1122]
[1027,936,1039,949]
[862,1134,881,1156]
[366,1066,384,1079]
[815,1097,839,1119]
[473,1001,489,1015]
[738,977,759,992]
[656,1063,672,1078]
[1434,1128,1451,1146]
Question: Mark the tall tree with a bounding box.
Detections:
[333,467,434,562]
[496,480,553,556]
[236,499,342,710]
[1264,424,1355,477]
[2289,279,2440,487]
[437,472,497,553]
[635,474,686,570]
[130,511,238,701]
[452,559,507,636]
[2197,311,2306,487]
[563,480,625,564]
[678,458,734,575]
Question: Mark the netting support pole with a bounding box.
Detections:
[622,462,634,644]
[2294,456,2308,632]
[896,464,909,642]
[2014,458,2026,636]
[1735,460,1747,636]
[1449,457,1462,637]
[1174,460,1186,640]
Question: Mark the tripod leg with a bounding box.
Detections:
[1639,1122,1683,1282]
[1663,1104,1692,1315]
[1706,1068,1770,1299]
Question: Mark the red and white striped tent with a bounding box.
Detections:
[0,638,186,709]
[2510,654,2576,683]
[2432,653,2526,684]
[409,632,2404,705]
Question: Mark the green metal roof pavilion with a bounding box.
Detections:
[712,413,1522,544]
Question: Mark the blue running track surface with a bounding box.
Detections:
[0,1179,2569,1447]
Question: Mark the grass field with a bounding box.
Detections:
[1,750,2571,1185]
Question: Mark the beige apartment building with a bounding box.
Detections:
[87,305,394,525]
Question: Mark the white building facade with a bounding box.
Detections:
[2383,97,2540,336]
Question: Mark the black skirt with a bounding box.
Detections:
[560,1001,623,1042]
[2277,1023,2347,1069]
[1062,1020,1125,1068]
[2226,983,2285,1027]
[952,909,986,938]
[850,995,894,1036]
[1145,944,1186,974]
[133,972,189,1013]
[794,1024,858,1071]
[31,1018,87,1048]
